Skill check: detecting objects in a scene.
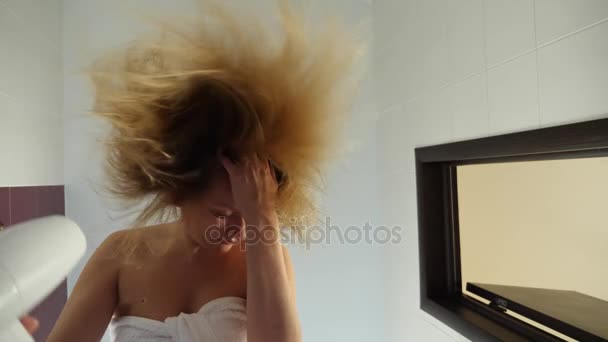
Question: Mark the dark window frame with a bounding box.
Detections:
[415,118,608,341]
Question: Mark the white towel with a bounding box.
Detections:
[110,297,247,342]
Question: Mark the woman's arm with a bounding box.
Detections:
[245,214,301,342]
[221,155,302,342]
[47,231,123,342]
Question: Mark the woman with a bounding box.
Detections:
[48,154,299,342]
[48,1,360,341]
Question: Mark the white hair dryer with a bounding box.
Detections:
[0,215,86,341]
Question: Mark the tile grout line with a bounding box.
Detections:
[35,186,39,219]
[8,188,11,226]
[446,0,456,144]
[376,10,608,119]
[481,0,491,137]
[532,0,542,128]
[537,16,608,49]
[485,46,538,70]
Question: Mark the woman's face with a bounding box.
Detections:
[179,169,245,250]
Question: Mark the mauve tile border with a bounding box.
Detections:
[0,185,66,342]
[10,187,39,225]
[0,187,9,228]
[0,185,65,226]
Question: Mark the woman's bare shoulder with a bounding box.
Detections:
[98,222,178,261]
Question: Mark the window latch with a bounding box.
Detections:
[489,298,508,313]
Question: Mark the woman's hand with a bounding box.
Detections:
[219,153,279,228]
[20,316,39,335]
[221,153,301,342]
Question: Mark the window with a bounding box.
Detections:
[416,118,608,342]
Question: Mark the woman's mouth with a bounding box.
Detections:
[224,225,242,244]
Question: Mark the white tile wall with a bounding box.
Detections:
[449,73,489,140]
[488,52,540,134]
[0,0,63,186]
[417,88,453,145]
[538,21,608,126]
[372,0,417,57]
[447,0,486,82]
[377,105,416,174]
[418,0,451,92]
[372,38,420,109]
[372,0,421,107]
[373,0,608,341]
[483,0,536,67]
[0,95,63,186]
[535,0,608,46]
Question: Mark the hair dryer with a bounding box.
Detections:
[0,215,86,341]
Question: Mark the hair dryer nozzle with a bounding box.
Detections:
[0,216,86,336]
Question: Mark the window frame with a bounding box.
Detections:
[415,118,608,341]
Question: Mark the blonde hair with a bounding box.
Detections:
[90,0,363,232]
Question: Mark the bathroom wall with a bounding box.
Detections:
[372,0,608,341]
[62,1,381,341]
[6,0,607,340]
[0,0,65,341]
[0,186,66,342]
[0,0,63,187]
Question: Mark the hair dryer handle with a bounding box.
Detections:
[0,319,33,342]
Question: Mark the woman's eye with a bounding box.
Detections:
[212,211,231,218]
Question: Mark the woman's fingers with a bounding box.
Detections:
[218,151,279,224]
[219,152,260,174]
[20,316,39,335]
[268,159,276,180]
[219,152,238,176]
[219,151,276,187]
